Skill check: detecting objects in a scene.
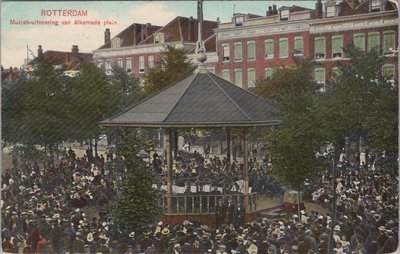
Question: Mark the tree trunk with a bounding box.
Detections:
[298,190,301,222]
[94,137,98,157]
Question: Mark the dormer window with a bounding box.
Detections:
[154,33,165,44]
[235,16,244,27]
[111,37,121,48]
[370,0,381,12]
[280,9,289,21]
[327,6,336,17]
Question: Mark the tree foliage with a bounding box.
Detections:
[109,64,143,113]
[143,45,195,95]
[319,47,398,155]
[66,63,115,141]
[112,129,161,230]
[2,61,144,158]
[254,58,318,101]
[254,59,325,190]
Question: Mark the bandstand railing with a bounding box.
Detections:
[160,193,258,214]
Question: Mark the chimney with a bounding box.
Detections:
[269,5,278,15]
[217,17,220,23]
[140,24,145,41]
[315,0,323,19]
[104,28,111,44]
[133,24,137,45]
[71,45,79,54]
[38,45,43,58]
[267,6,272,16]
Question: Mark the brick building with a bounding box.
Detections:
[214,0,398,89]
[92,17,218,78]
[27,45,93,77]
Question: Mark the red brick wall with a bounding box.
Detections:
[216,25,398,88]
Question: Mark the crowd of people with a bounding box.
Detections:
[1,145,398,253]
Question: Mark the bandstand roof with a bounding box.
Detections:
[100,71,282,128]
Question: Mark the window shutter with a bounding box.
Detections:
[235,43,243,61]
[314,69,325,83]
[279,38,288,58]
[315,38,325,54]
[248,42,256,60]
[383,32,395,54]
[294,37,304,53]
[368,32,380,52]
[222,70,230,81]
[265,40,274,58]
[382,64,395,77]
[235,69,242,87]
[248,69,256,87]
[332,36,343,54]
[265,68,273,78]
[353,34,365,51]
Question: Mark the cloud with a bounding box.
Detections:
[129,2,176,26]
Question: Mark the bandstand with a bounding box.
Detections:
[100,0,282,226]
[101,71,281,225]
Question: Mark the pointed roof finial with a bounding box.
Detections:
[195,0,207,70]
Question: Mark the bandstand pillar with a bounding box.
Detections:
[243,127,249,211]
[166,128,173,213]
[226,128,231,164]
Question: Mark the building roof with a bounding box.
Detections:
[1,68,24,82]
[97,23,162,50]
[101,71,281,128]
[337,0,397,16]
[139,16,218,47]
[279,5,313,12]
[29,47,93,71]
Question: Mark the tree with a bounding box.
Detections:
[254,59,325,218]
[143,45,195,94]
[67,63,115,144]
[112,129,161,231]
[2,74,28,146]
[254,58,318,101]
[18,61,69,151]
[319,47,398,155]
[109,64,143,113]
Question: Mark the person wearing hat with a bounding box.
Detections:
[50,219,63,252]
[226,199,235,225]
[234,204,246,228]
[247,241,258,254]
[216,200,227,228]
[200,234,212,253]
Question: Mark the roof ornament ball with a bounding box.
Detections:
[195,0,207,72]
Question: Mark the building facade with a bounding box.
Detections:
[92,17,218,78]
[214,0,398,89]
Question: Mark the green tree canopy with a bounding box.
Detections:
[254,59,325,191]
[66,63,115,142]
[319,47,398,155]
[143,45,195,95]
[112,129,160,231]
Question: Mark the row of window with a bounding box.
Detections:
[221,30,396,62]
[315,31,396,59]
[220,64,396,89]
[97,55,155,74]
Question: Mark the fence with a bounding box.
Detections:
[160,192,258,214]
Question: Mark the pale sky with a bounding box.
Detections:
[1,1,315,68]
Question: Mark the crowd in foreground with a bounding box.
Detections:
[1,146,398,253]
